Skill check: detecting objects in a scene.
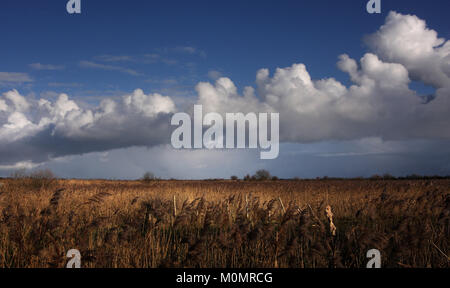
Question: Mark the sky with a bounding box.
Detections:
[1,0,450,179]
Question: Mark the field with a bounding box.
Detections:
[0,178,448,268]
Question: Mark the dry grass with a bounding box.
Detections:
[0,179,448,268]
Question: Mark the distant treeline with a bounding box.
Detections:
[2,169,450,182]
[230,170,450,181]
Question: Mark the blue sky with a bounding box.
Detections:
[1,0,450,179]
[2,0,448,97]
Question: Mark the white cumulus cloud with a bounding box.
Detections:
[365,11,450,89]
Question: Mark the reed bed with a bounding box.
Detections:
[0,179,448,268]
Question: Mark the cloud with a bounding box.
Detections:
[0,160,40,171]
[92,52,187,67]
[143,54,178,65]
[94,55,133,62]
[48,82,83,88]
[14,140,450,179]
[365,11,450,89]
[173,46,207,58]
[0,89,175,165]
[91,48,206,69]
[196,12,450,142]
[3,89,31,112]
[1,11,450,168]
[79,61,141,76]
[146,78,179,86]
[208,70,222,80]
[176,46,197,54]
[29,63,64,70]
[0,72,33,85]
[0,100,7,112]
[197,51,449,142]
